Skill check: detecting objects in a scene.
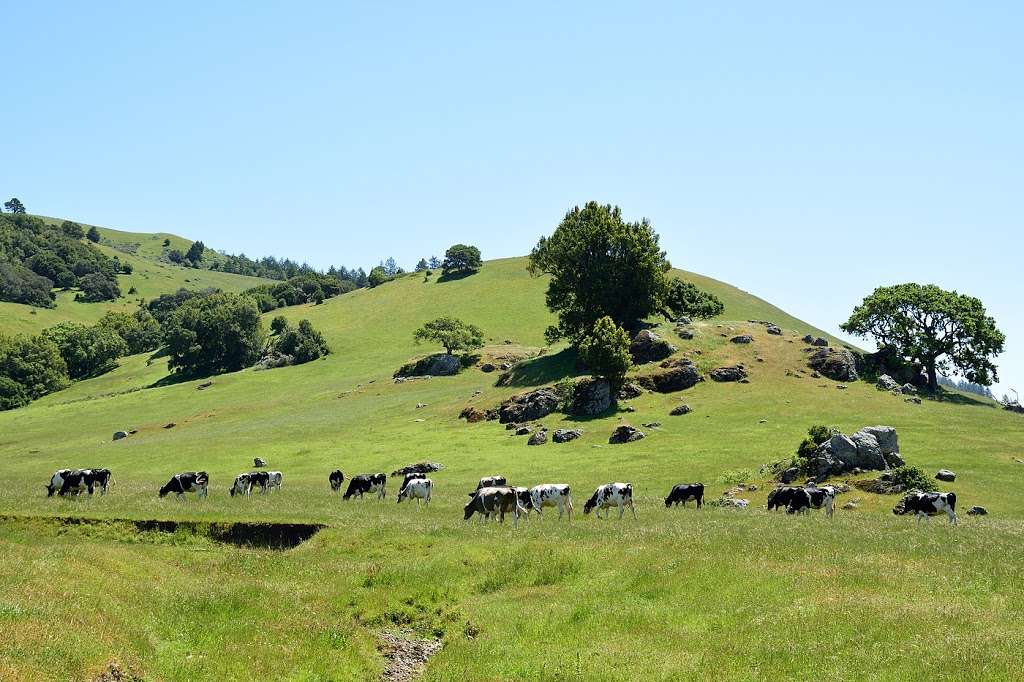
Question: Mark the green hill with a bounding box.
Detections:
[0,217,272,336]
[1,249,1022,680]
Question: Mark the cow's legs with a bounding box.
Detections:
[948,508,957,525]
[629,500,637,520]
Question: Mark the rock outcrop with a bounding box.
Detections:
[394,353,461,378]
[566,378,612,416]
[804,425,904,478]
[498,388,560,424]
[710,365,747,382]
[629,330,677,364]
[552,428,582,443]
[609,425,645,444]
[527,430,548,445]
[807,348,859,382]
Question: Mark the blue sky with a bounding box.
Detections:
[2,2,1020,394]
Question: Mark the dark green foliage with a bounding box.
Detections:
[185,240,205,264]
[44,322,128,379]
[577,316,632,390]
[244,273,353,311]
[272,319,329,364]
[162,238,171,247]
[381,257,402,277]
[86,226,100,242]
[414,258,429,272]
[890,465,938,493]
[167,249,185,264]
[270,316,288,335]
[146,288,220,326]
[3,198,26,214]
[0,260,55,307]
[0,213,121,305]
[529,202,670,342]
[413,317,484,355]
[797,424,837,459]
[841,283,1005,391]
[663,278,724,320]
[120,261,133,275]
[60,221,84,239]
[165,293,263,375]
[368,266,391,288]
[0,376,29,411]
[0,333,69,402]
[428,256,441,269]
[97,310,162,355]
[441,244,482,274]
[75,272,121,302]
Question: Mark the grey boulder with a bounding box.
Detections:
[609,425,645,444]
[935,469,956,482]
[552,428,582,443]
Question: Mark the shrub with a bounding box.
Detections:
[890,465,938,493]
[44,322,128,379]
[413,317,484,355]
[0,260,55,308]
[368,266,391,288]
[272,319,329,364]
[76,273,121,302]
[270,316,289,335]
[98,310,162,355]
[0,334,69,402]
[797,424,838,459]
[61,221,84,239]
[165,293,263,375]
[718,469,754,485]
[147,288,220,326]
[86,226,101,242]
[662,278,725,320]
[0,376,30,411]
[577,316,632,390]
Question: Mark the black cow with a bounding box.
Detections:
[329,470,345,492]
[665,483,704,508]
[894,491,958,524]
[343,473,387,500]
[785,486,837,518]
[159,472,209,499]
[463,486,524,527]
[476,475,506,489]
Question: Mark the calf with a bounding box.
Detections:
[477,475,506,489]
[159,472,209,499]
[894,491,958,525]
[343,473,387,500]
[785,485,837,518]
[529,484,573,521]
[584,482,636,520]
[329,470,345,492]
[664,483,704,509]
[397,478,432,506]
[463,486,525,527]
[266,471,283,493]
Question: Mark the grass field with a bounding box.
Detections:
[1,253,1023,680]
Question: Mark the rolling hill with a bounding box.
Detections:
[0,231,1022,680]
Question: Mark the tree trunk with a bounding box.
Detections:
[926,361,938,393]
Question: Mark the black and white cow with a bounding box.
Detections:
[397,478,432,506]
[529,484,573,521]
[767,486,802,512]
[329,470,345,492]
[894,491,958,525]
[583,482,636,520]
[230,471,272,497]
[343,473,387,500]
[159,472,209,499]
[46,468,113,497]
[266,471,283,493]
[785,485,837,518]
[401,472,427,490]
[664,483,704,509]
[463,486,525,527]
[476,475,506,489]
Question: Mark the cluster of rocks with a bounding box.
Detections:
[553,428,582,443]
[806,347,859,382]
[617,381,644,400]
[876,374,919,396]
[636,358,704,393]
[710,365,747,382]
[609,424,645,444]
[748,320,782,335]
[394,353,461,378]
[802,334,829,347]
[802,425,905,479]
[629,330,677,364]
[497,388,560,424]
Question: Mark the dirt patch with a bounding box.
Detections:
[92,660,143,681]
[378,630,442,681]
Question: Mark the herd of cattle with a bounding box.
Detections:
[42,466,960,525]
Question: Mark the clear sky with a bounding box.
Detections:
[2,2,1020,395]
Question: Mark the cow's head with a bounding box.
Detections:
[583,492,600,515]
[463,500,476,520]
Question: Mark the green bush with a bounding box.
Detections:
[272,319,329,364]
[796,424,838,458]
[719,469,754,485]
[76,272,121,302]
[662,278,725,320]
[890,465,938,493]
[0,376,30,411]
[165,293,263,375]
[44,322,128,380]
[577,316,632,390]
[0,334,69,403]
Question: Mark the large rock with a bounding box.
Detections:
[113,431,128,441]
[552,428,582,443]
[567,378,612,416]
[629,330,677,364]
[676,328,694,340]
[766,324,782,336]
[459,406,493,423]
[778,467,801,484]
[609,425,645,444]
[806,425,904,478]
[812,337,829,347]
[936,469,956,482]
[876,374,900,392]
[527,430,548,446]
[498,388,560,424]
[710,366,747,382]
[807,348,859,382]
[394,353,461,378]
[730,335,753,344]
[669,404,692,416]
[617,382,644,400]
[638,365,703,393]
[858,426,900,456]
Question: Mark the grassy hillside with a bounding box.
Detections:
[1,256,1022,680]
[0,217,271,336]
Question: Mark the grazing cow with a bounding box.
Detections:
[785,485,837,518]
[583,483,636,519]
[767,486,802,512]
[329,470,345,492]
[47,469,113,497]
[343,473,387,500]
[230,471,271,497]
[401,472,427,489]
[894,492,958,525]
[664,483,704,509]
[397,478,433,506]
[45,469,74,497]
[159,472,209,499]
[463,486,525,527]
[266,471,283,493]
[476,475,506,489]
[529,484,573,521]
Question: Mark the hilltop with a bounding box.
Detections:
[1,231,1022,680]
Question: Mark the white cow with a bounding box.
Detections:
[529,484,574,521]
[397,478,433,506]
[267,471,283,493]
